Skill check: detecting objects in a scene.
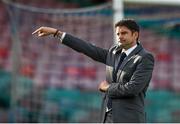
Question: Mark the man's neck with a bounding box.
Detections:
[122,44,137,56]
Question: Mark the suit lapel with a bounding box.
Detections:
[106,45,121,83]
[114,46,122,69]
[106,65,113,83]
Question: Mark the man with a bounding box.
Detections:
[32,19,154,123]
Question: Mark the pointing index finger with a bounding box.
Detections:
[32,27,41,35]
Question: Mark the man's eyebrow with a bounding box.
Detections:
[120,31,128,34]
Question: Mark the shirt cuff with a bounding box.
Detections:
[56,32,66,43]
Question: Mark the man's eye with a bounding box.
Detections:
[121,32,127,35]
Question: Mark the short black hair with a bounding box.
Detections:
[115,19,140,33]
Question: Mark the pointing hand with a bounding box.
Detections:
[32,26,62,37]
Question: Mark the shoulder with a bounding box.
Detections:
[108,44,117,51]
[138,48,155,63]
[108,44,122,55]
[141,48,154,57]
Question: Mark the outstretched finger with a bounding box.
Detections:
[32,27,42,35]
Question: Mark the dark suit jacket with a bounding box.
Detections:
[62,33,154,123]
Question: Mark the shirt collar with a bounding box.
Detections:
[122,44,137,56]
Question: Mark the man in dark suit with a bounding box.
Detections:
[32,19,154,123]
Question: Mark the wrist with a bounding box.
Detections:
[53,29,63,36]
[57,30,63,37]
[53,29,60,37]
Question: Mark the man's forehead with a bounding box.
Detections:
[116,26,130,32]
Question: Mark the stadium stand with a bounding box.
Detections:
[0,0,180,122]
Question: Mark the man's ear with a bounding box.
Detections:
[133,31,139,40]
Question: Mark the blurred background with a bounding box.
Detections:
[0,0,180,122]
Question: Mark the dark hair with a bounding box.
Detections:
[115,19,140,41]
[115,19,140,33]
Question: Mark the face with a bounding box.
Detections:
[115,26,138,50]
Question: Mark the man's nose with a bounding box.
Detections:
[119,35,123,40]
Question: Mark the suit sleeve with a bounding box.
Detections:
[107,53,154,98]
[62,33,108,64]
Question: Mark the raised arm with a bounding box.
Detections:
[32,27,108,64]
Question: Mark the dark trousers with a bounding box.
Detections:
[104,110,113,123]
